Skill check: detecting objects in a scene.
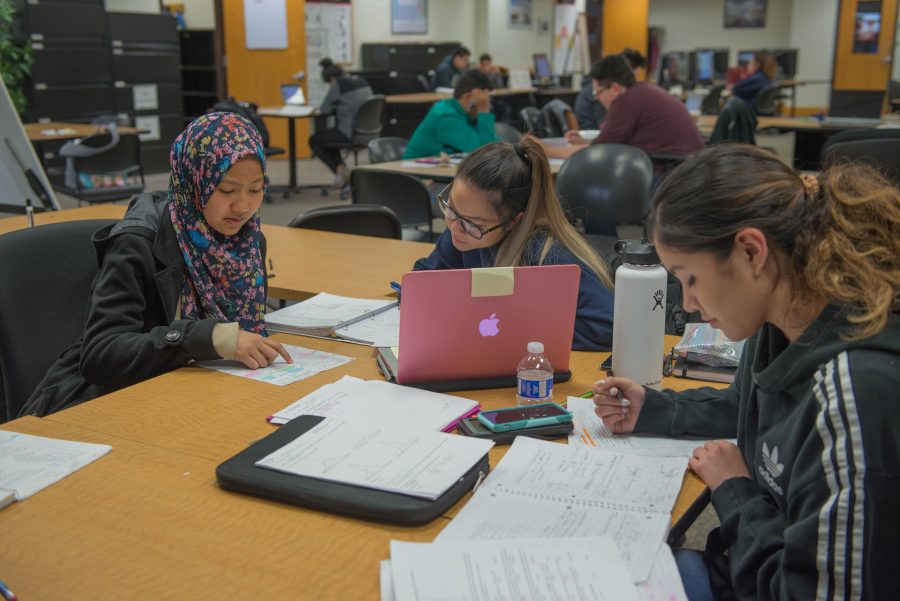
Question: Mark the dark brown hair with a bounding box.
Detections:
[648,144,900,339]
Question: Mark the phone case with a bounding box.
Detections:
[476,403,573,432]
[457,417,573,444]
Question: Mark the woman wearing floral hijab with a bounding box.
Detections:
[22,113,290,418]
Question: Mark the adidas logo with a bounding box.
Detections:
[762,442,784,477]
[758,441,785,496]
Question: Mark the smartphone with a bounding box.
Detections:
[457,416,573,444]
[477,402,572,432]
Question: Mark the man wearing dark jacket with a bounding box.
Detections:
[433,47,470,89]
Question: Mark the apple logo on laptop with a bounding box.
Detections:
[478,313,500,337]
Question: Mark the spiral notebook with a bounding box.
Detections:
[436,436,688,583]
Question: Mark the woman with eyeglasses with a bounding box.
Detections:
[413,138,614,350]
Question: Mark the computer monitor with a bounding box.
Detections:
[690,49,728,82]
[737,50,761,67]
[533,53,552,81]
[659,51,689,85]
[768,48,798,79]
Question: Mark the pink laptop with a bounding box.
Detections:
[378,264,580,391]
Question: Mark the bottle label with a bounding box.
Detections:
[518,378,552,400]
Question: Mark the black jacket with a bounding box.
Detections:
[21,192,267,417]
[637,305,900,600]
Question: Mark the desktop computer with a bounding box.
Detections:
[768,48,799,79]
[737,50,762,67]
[690,49,728,82]
[533,53,553,85]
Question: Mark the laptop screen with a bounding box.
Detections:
[280,84,306,106]
[828,90,884,119]
[685,93,704,115]
[533,54,552,80]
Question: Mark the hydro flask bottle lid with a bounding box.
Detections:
[614,239,661,266]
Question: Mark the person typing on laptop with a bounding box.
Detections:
[412,138,614,351]
[308,58,373,190]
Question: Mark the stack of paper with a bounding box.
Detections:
[0,431,112,508]
[382,537,642,601]
[255,416,493,500]
[436,436,688,583]
[268,375,480,431]
[264,292,400,346]
[195,343,352,386]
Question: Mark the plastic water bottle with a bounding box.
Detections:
[516,341,554,406]
[611,240,668,390]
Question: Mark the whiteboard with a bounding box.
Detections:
[305,2,352,107]
[0,78,60,212]
[243,0,288,50]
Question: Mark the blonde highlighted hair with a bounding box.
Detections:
[454,138,613,289]
[648,144,900,340]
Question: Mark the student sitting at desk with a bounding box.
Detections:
[308,58,373,189]
[574,49,644,130]
[413,138,614,351]
[729,51,777,110]
[21,113,291,418]
[402,70,500,159]
[594,145,900,601]
[433,47,471,90]
[478,53,505,89]
[540,54,705,164]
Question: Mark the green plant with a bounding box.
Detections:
[0,0,32,115]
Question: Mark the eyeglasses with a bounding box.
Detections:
[593,85,609,98]
[436,183,511,240]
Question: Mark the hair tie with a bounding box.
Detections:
[799,172,821,199]
[513,142,531,167]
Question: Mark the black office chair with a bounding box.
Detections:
[287,204,402,240]
[0,219,117,422]
[709,97,758,145]
[519,106,550,137]
[51,124,145,205]
[823,137,900,184]
[367,137,409,163]
[541,99,574,137]
[494,122,523,143]
[350,170,433,241]
[555,144,653,251]
[336,95,387,166]
[755,83,784,117]
[701,84,726,115]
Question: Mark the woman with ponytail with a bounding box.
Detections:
[413,138,614,350]
[22,113,290,417]
[593,145,900,601]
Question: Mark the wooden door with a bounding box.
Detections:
[833,0,899,91]
[221,0,309,156]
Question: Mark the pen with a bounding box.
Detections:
[267,258,275,279]
[577,391,593,398]
[0,578,17,601]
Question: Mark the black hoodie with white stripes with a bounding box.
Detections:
[638,304,900,601]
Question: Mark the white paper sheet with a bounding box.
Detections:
[638,544,689,601]
[0,431,111,501]
[391,537,640,601]
[265,293,396,333]
[255,416,493,500]
[568,396,718,458]
[332,305,400,347]
[195,344,352,386]
[268,376,479,431]
[436,437,688,582]
[380,560,395,601]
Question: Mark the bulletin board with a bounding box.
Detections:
[305,2,352,107]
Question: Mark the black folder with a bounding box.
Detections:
[216,415,490,526]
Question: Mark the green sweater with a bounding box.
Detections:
[402,98,498,159]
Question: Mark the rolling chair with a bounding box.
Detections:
[755,83,786,117]
[367,137,409,164]
[519,107,550,137]
[350,170,434,241]
[701,84,726,115]
[0,219,118,422]
[287,204,402,240]
[334,95,387,166]
[555,144,653,255]
[822,136,900,184]
[494,122,523,143]
[51,123,145,205]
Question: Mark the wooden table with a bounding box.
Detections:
[0,206,432,301]
[24,121,146,143]
[0,317,717,600]
[385,87,537,104]
[356,156,563,182]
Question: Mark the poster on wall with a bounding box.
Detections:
[723,0,766,28]
[243,0,288,49]
[305,2,353,107]
[392,0,427,34]
[509,0,532,29]
[552,3,578,74]
[853,1,881,54]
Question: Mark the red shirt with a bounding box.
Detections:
[593,82,705,156]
